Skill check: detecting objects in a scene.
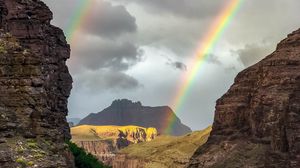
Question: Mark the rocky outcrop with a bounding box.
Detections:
[0,0,73,167]
[187,29,300,167]
[79,99,192,136]
[71,125,158,166]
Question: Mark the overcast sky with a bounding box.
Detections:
[43,0,300,130]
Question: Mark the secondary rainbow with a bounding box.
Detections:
[164,0,244,134]
[65,0,94,43]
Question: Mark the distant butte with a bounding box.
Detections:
[78,99,192,136]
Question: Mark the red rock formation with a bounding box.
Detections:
[187,29,300,167]
[0,0,73,167]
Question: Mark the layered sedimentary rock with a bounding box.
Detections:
[0,0,73,167]
[187,29,300,167]
[71,125,158,166]
[79,99,192,136]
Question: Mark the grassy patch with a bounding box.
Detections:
[119,126,212,168]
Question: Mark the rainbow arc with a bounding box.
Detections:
[165,0,244,134]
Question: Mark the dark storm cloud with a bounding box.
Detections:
[75,40,143,71]
[44,0,142,92]
[235,43,274,67]
[76,70,140,92]
[82,1,137,39]
[113,0,225,19]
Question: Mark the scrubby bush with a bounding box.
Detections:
[66,141,110,168]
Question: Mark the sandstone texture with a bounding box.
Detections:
[0,0,73,167]
[187,29,300,167]
[79,99,192,136]
[71,125,158,166]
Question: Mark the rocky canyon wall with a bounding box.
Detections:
[0,0,73,167]
[187,29,300,168]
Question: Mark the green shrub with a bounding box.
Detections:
[66,141,111,168]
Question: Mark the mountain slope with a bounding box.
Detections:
[113,127,211,168]
[79,99,192,136]
[187,29,300,167]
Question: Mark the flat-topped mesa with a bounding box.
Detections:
[187,29,300,168]
[0,0,73,167]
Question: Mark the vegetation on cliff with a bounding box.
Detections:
[67,141,110,168]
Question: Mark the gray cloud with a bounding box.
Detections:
[235,43,274,67]
[166,58,187,71]
[112,0,225,19]
[206,54,222,65]
[44,0,142,92]
[44,0,137,39]
[75,70,140,93]
[74,40,143,71]
[82,1,137,39]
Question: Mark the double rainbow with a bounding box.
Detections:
[66,0,244,134]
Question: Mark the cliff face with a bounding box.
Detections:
[113,127,212,168]
[0,0,73,167]
[76,141,117,166]
[79,99,192,136]
[187,29,300,167]
[71,125,158,166]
